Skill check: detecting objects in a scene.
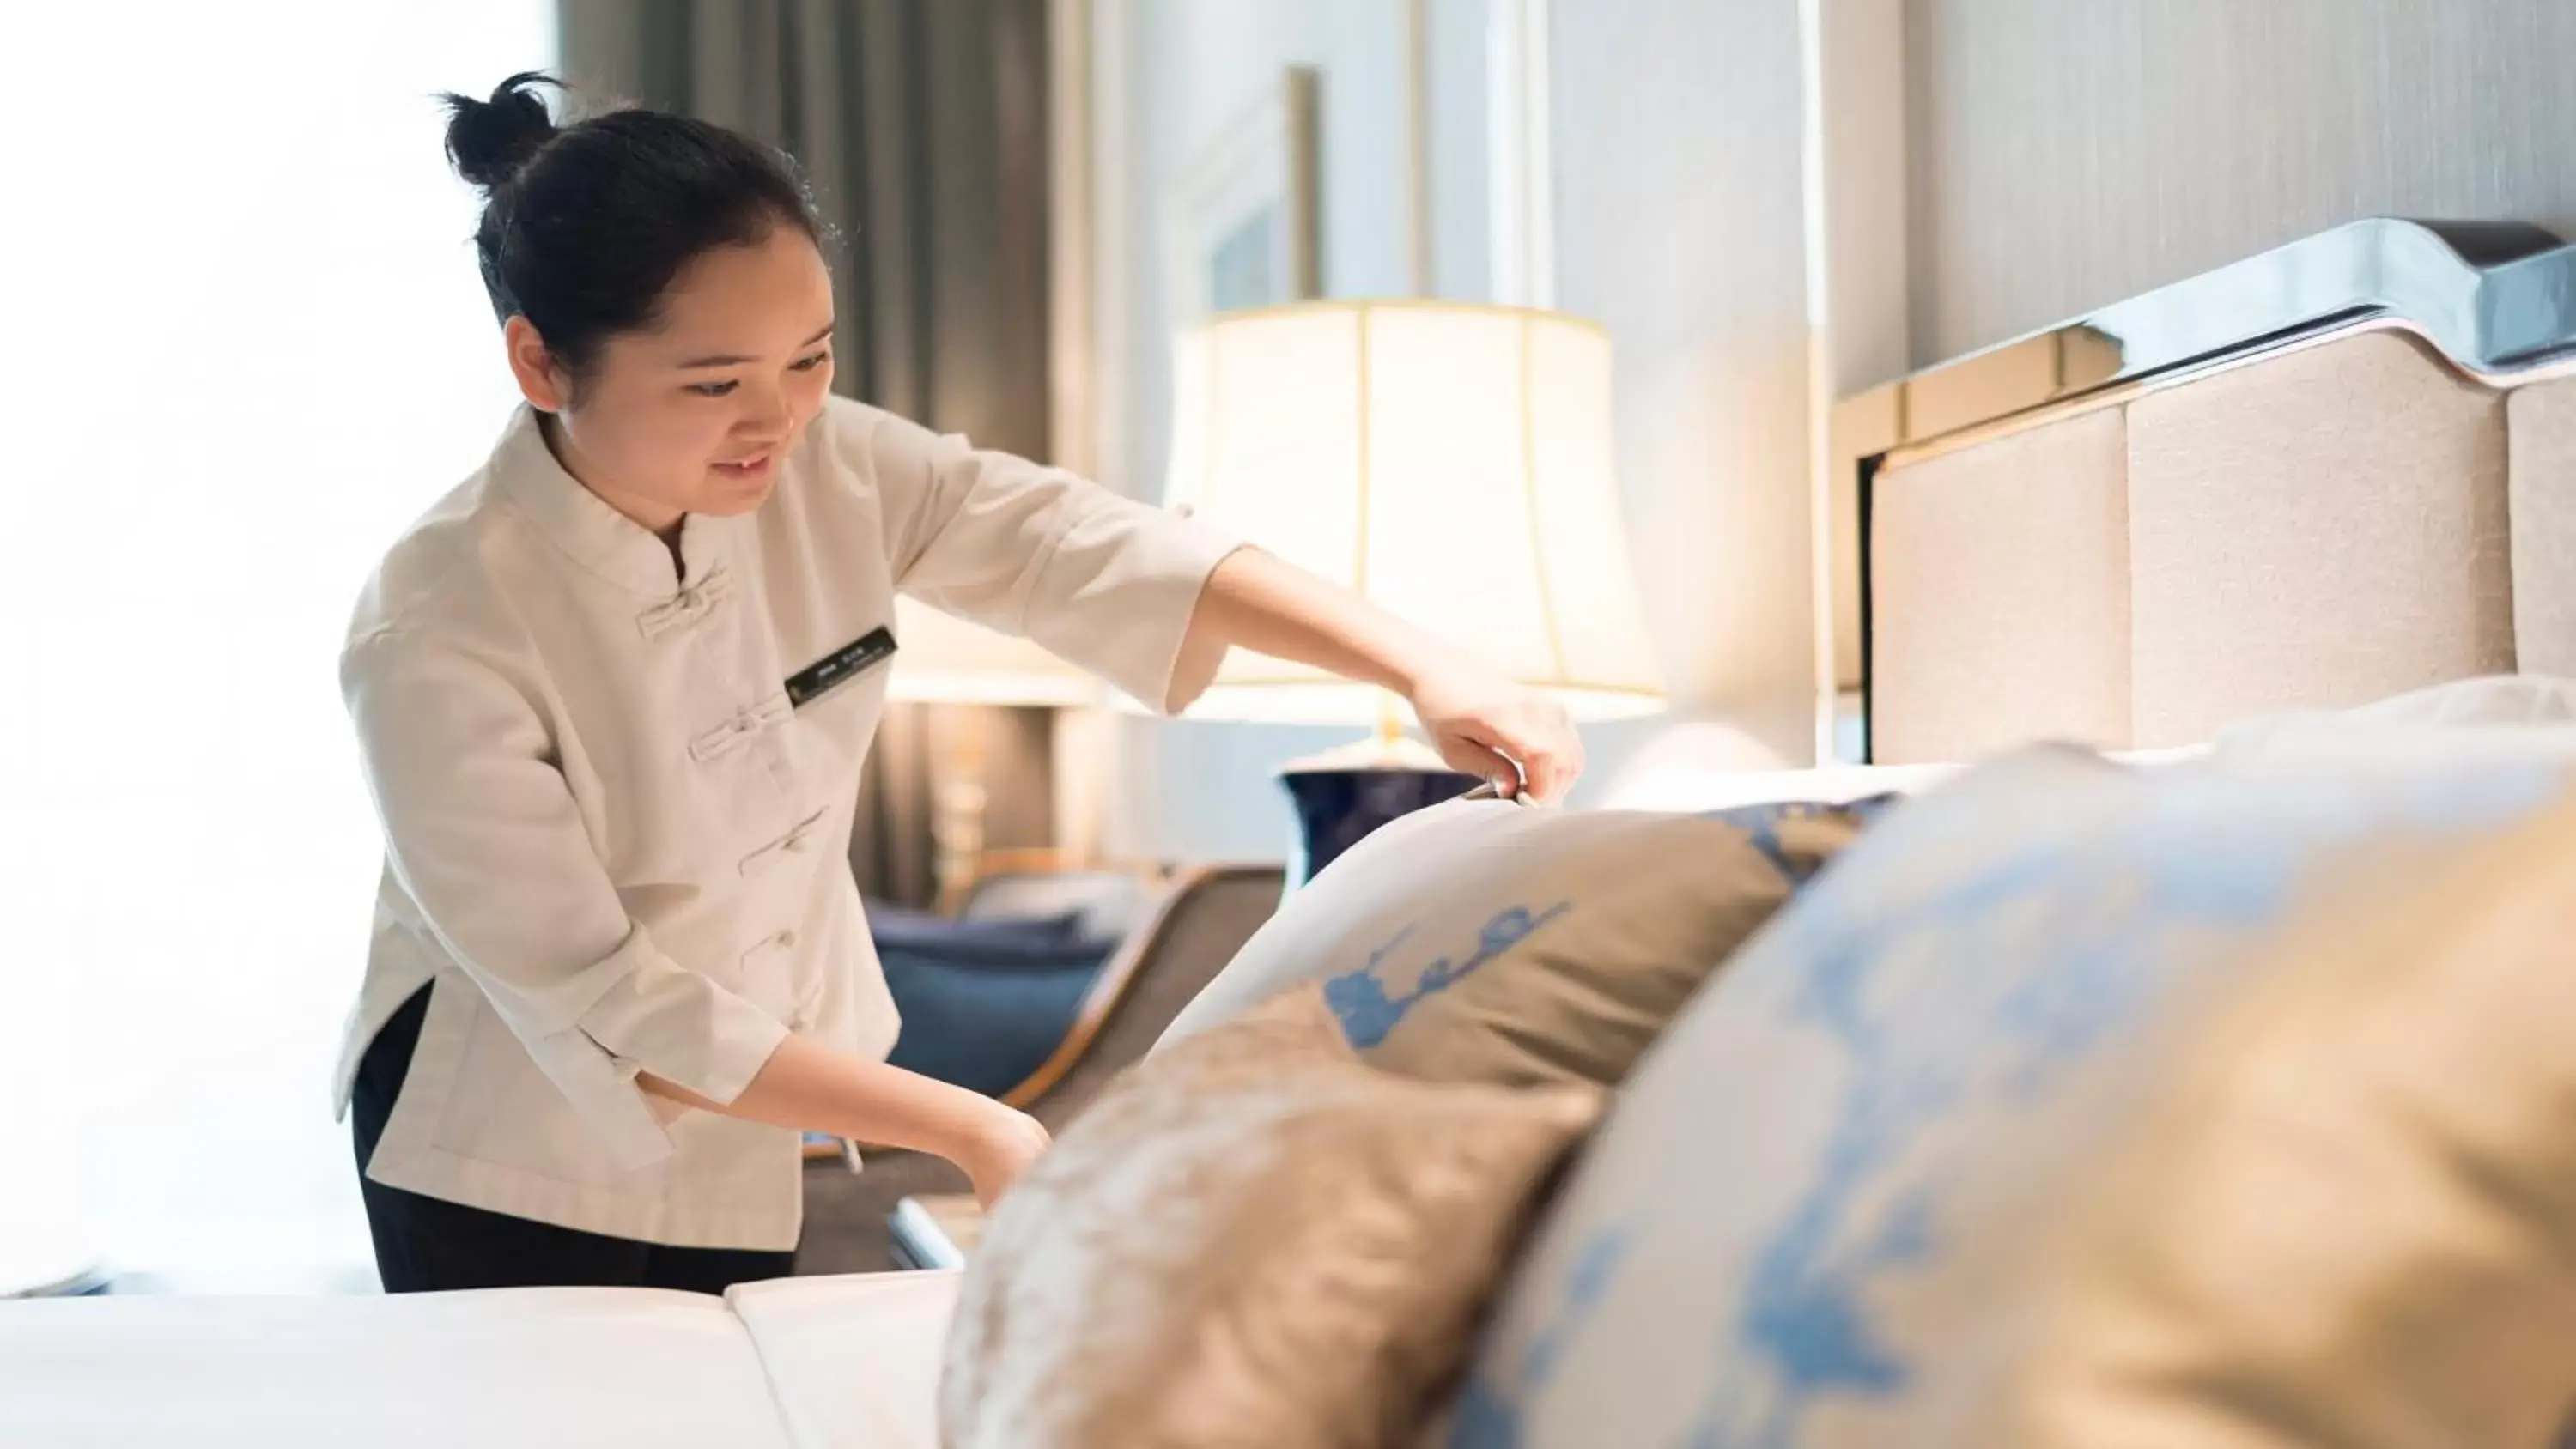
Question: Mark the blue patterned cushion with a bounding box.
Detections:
[1451,743,2576,1448]
[1161,797,1879,1092]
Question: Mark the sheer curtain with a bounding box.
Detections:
[0,1,552,1293]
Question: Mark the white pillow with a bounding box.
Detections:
[2222,674,2576,750]
[1596,761,1956,814]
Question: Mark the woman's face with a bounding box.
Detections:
[507,226,837,533]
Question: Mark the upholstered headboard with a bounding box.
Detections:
[1827,219,2576,766]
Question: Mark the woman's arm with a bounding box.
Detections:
[1183,547,1587,801]
[856,409,1577,795]
[642,1040,1047,1209]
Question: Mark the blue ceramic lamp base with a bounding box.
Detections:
[1273,725,1481,888]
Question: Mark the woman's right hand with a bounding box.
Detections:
[955,1102,1051,1210]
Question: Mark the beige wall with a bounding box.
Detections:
[1552,0,1816,756]
[1094,0,1495,863]
[1905,0,2576,363]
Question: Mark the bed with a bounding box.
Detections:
[5,215,2573,1447]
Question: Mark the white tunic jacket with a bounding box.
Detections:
[333,397,1236,1250]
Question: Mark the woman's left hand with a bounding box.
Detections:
[1406,664,1584,803]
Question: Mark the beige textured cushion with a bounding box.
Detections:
[1157,797,1868,1089]
[939,985,1600,1449]
[2125,328,2514,748]
[2508,375,2576,678]
[1871,403,2133,764]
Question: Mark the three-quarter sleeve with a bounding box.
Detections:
[841,403,1242,713]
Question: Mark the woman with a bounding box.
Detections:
[336,73,1583,1296]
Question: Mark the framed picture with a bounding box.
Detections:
[1166,67,1321,324]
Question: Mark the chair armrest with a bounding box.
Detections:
[799,862,1282,1270]
[999,862,1283,1112]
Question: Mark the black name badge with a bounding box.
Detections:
[785,626,897,708]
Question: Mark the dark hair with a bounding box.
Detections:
[440,72,828,383]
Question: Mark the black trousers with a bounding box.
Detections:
[350,985,799,1295]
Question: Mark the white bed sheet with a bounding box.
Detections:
[0,1270,962,1449]
[727,1270,958,1449]
[0,1287,793,1449]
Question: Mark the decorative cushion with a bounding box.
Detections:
[881,949,1106,1099]
[871,906,1118,1098]
[1157,797,1879,1090]
[1452,743,2576,1448]
[941,984,1601,1449]
[867,900,1099,957]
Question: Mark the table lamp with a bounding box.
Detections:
[1163,300,1664,882]
[885,596,1096,911]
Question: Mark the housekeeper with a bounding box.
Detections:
[335,73,1585,1295]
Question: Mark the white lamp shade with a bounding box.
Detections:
[886,596,1097,706]
[1165,300,1663,724]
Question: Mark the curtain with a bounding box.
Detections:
[558,0,1057,905]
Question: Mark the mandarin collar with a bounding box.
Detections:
[490,406,726,597]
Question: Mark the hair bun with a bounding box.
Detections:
[442,71,562,190]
